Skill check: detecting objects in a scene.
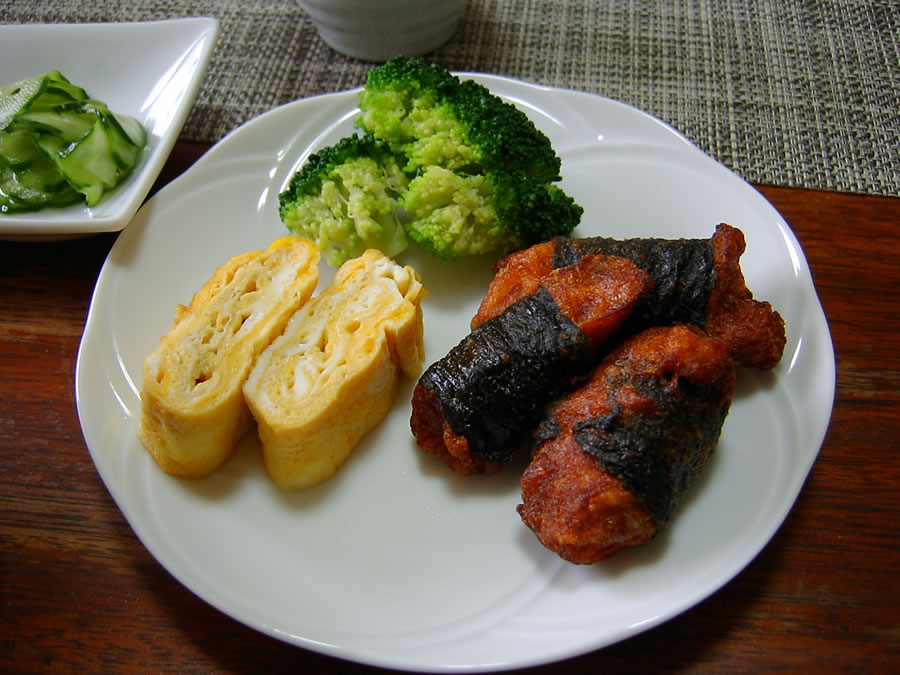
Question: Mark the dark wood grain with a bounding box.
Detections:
[2,144,898,673]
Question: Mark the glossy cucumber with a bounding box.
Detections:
[0,71,146,214]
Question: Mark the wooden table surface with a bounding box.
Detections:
[2,142,898,672]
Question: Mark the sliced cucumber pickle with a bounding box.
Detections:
[0,70,146,214]
[0,75,45,130]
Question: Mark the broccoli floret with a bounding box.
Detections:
[399,167,513,259]
[278,134,410,267]
[279,58,582,264]
[400,166,583,259]
[356,56,562,183]
[350,57,582,260]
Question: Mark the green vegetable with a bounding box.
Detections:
[400,166,582,259]
[279,134,411,267]
[279,57,582,265]
[0,70,146,214]
[356,57,562,183]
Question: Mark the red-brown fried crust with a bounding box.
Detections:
[518,435,657,564]
[410,255,651,476]
[410,385,501,475]
[541,255,653,343]
[471,240,554,329]
[706,224,786,370]
[471,224,787,370]
[518,325,734,563]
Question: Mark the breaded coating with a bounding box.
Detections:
[519,325,735,563]
[411,254,651,474]
[473,224,786,370]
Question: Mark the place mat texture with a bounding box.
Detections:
[3,0,898,196]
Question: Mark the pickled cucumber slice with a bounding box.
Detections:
[0,71,146,214]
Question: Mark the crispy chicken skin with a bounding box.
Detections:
[471,240,554,329]
[411,254,652,475]
[518,325,735,563]
[705,223,786,370]
[473,224,786,370]
[519,434,657,561]
[411,386,500,475]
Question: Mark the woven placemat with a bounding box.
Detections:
[3,0,898,196]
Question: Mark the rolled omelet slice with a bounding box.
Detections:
[139,236,321,478]
[243,248,426,490]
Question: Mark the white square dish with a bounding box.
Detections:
[0,18,218,240]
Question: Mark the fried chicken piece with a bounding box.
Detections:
[519,434,656,561]
[473,223,786,370]
[470,240,554,329]
[705,223,786,371]
[518,324,735,563]
[411,254,652,475]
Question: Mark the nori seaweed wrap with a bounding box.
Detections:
[419,286,592,464]
[518,325,736,563]
[473,223,786,370]
[411,254,652,475]
[552,234,715,331]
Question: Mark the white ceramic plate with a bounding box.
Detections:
[0,18,218,239]
[76,76,835,672]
